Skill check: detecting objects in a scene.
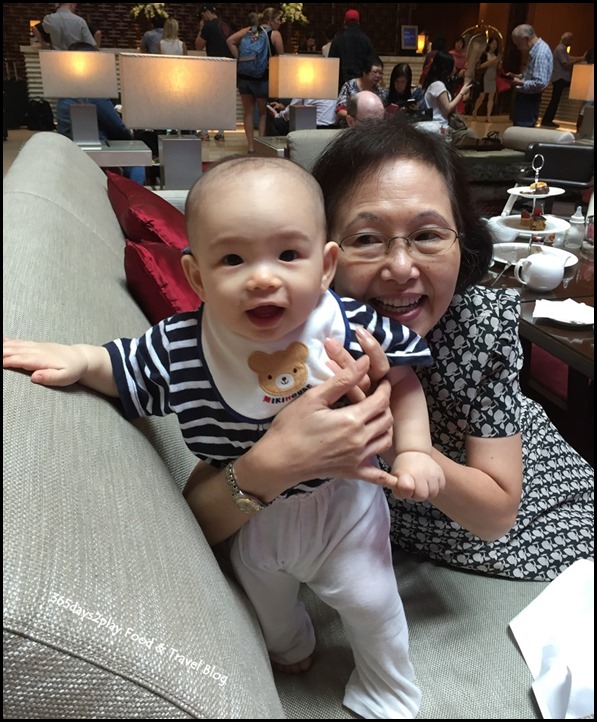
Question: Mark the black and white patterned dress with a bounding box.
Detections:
[387,285,594,581]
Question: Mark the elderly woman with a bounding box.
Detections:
[184,117,593,583]
[335,55,388,126]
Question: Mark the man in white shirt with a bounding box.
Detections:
[42,4,96,51]
[541,32,587,127]
[266,98,338,135]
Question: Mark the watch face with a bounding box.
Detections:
[234,496,262,513]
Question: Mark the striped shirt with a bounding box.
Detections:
[105,292,431,492]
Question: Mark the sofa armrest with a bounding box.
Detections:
[501,126,575,152]
[286,128,346,172]
[3,133,285,719]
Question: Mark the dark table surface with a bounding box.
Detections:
[483,245,594,378]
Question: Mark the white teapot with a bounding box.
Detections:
[514,252,566,292]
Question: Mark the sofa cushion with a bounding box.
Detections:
[107,171,188,250]
[501,126,575,152]
[124,239,201,324]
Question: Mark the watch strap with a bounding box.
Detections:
[225,462,270,511]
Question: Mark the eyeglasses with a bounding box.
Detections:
[338,228,460,262]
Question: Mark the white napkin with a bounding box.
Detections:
[509,559,594,719]
[533,299,594,326]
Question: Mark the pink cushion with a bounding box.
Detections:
[124,239,201,324]
[107,171,188,250]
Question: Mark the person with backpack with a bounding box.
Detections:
[195,5,235,143]
[226,8,284,154]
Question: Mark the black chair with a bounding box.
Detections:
[518,142,594,213]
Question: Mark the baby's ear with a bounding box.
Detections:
[321,241,339,292]
[181,251,206,299]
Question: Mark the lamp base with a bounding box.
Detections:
[289,105,317,132]
[158,135,203,190]
[71,104,102,150]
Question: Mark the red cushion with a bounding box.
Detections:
[106,171,188,250]
[530,345,568,402]
[124,239,201,324]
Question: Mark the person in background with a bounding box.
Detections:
[226,8,284,154]
[346,90,385,125]
[42,3,96,50]
[56,42,145,185]
[418,36,447,87]
[83,15,101,48]
[385,63,426,114]
[336,55,387,127]
[321,24,337,58]
[423,50,476,142]
[181,116,593,585]
[328,9,374,91]
[298,32,318,54]
[195,4,235,142]
[159,17,187,55]
[265,98,337,135]
[449,36,468,112]
[472,35,501,122]
[140,14,165,54]
[541,31,587,127]
[507,24,553,127]
[32,22,52,49]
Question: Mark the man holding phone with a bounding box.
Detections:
[265,98,338,135]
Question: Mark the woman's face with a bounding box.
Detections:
[393,75,408,93]
[331,159,461,337]
[363,65,383,87]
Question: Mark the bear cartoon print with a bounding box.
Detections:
[249,342,312,404]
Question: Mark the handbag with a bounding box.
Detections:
[496,73,511,94]
[475,131,503,151]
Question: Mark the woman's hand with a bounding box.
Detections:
[324,327,390,403]
[258,354,395,487]
[184,354,397,545]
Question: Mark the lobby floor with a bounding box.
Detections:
[3,116,579,179]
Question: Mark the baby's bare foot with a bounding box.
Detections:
[271,656,312,674]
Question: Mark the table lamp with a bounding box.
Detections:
[569,63,594,140]
[40,49,118,150]
[268,56,340,131]
[119,53,237,190]
[417,33,428,55]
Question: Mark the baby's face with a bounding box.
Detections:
[185,168,337,342]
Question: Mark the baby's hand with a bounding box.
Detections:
[390,451,445,502]
[3,339,89,386]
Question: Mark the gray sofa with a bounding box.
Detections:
[4,132,549,719]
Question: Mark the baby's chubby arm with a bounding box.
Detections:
[3,339,118,397]
[386,365,445,502]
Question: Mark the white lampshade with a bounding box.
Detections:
[569,64,594,101]
[119,53,237,130]
[269,56,339,99]
[40,50,118,98]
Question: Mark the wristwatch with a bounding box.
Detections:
[225,462,270,513]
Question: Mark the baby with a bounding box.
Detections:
[4,156,445,719]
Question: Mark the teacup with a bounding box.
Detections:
[514,253,566,292]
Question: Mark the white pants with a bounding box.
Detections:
[230,477,422,719]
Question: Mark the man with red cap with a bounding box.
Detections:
[328,9,375,90]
